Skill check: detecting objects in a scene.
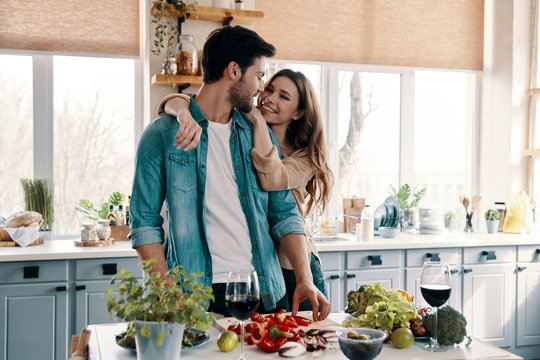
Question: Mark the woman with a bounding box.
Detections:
[157,69,334,311]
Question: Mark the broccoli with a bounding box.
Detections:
[422,305,467,346]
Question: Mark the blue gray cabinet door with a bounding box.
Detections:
[0,283,68,360]
[75,280,118,332]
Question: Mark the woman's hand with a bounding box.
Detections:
[242,106,266,126]
[174,111,202,151]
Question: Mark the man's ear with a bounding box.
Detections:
[292,110,304,120]
[226,62,240,80]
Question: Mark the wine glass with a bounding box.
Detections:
[420,261,452,352]
[226,270,260,360]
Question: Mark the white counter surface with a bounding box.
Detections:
[1,232,539,262]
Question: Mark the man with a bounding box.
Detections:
[129,26,330,320]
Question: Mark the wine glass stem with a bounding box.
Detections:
[433,307,439,347]
[239,320,245,360]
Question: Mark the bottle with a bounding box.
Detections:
[494,202,506,232]
[361,204,374,241]
[116,204,126,227]
[107,204,116,226]
[125,196,131,227]
[175,34,198,75]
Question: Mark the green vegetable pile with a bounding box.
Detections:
[342,283,417,331]
[423,306,467,346]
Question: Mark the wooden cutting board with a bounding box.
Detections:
[215,310,341,332]
[0,238,44,247]
[74,239,114,247]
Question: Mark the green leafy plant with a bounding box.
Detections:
[444,211,457,221]
[389,184,426,211]
[75,192,125,221]
[105,259,215,345]
[20,178,54,231]
[485,209,500,221]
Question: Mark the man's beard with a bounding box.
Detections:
[228,76,254,113]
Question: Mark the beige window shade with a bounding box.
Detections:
[255,0,484,70]
[0,0,139,56]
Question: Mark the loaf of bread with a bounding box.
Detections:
[0,226,10,241]
[4,211,43,228]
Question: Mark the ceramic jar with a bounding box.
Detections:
[96,220,111,240]
[81,223,97,241]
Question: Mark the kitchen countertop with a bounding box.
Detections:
[1,232,539,262]
[87,313,522,360]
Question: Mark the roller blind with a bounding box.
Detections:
[255,0,484,70]
[0,0,139,56]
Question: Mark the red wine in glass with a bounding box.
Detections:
[420,262,452,352]
[420,284,452,308]
[226,294,259,320]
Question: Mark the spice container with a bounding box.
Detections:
[81,223,97,242]
[96,220,111,240]
[175,34,198,75]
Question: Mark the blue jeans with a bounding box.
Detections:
[281,253,328,311]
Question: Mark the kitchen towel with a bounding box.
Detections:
[5,223,39,247]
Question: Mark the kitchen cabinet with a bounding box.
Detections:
[344,250,403,295]
[516,245,540,347]
[319,252,345,311]
[462,247,515,348]
[0,260,69,360]
[404,248,462,312]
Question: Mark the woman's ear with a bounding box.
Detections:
[292,110,304,120]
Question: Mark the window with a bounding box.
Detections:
[0,53,136,234]
[0,54,34,218]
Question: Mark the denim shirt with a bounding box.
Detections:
[129,98,306,310]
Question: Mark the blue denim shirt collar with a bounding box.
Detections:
[189,95,249,130]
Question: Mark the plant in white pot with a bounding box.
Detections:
[485,209,500,234]
[105,259,214,360]
[444,211,457,231]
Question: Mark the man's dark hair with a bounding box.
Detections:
[202,26,276,84]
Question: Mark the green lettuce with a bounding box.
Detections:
[342,282,417,331]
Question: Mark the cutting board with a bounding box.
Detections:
[215,310,341,332]
[74,239,114,247]
[0,238,44,247]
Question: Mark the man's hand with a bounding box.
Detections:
[291,280,331,322]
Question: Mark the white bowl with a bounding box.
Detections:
[378,227,400,238]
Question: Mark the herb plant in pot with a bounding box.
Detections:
[389,184,426,232]
[105,259,215,360]
[444,211,457,232]
[485,209,500,234]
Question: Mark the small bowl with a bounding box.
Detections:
[337,328,386,360]
[378,227,400,238]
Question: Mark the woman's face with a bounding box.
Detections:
[257,76,303,126]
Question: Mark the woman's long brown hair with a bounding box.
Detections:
[266,69,334,215]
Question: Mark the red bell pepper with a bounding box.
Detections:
[250,312,265,323]
[257,333,277,353]
[292,315,312,327]
[244,322,259,333]
[275,336,289,348]
[247,326,264,345]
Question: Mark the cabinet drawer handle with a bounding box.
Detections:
[426,253,440,262]
[346,274,356,279]
[535,249,540,254]
[450,269,459,274]
[517,266,527,272]
[56,286,67,292]
[23,266,39,279]
[367,255,382,266]
[463,268,472,274]
[481,251,497,260]
[329,275,340,280]
[76,285,86,291]
[102,263,117,276]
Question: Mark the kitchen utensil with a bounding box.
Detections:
[462,196,470,213]
[471,195,482,213]
[70,328,91,360]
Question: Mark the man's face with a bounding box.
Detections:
[228,57,266,113]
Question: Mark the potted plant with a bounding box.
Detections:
[485,209,500,234]
[20,178,54,236]
[444,211,457,231]
[105,259,214,360]
[75,192,125,221]
[389,184,426,232]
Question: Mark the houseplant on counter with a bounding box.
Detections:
[20,178,54,237]
[389,184,426,232]
[485,209,500,234]
[105,259,214,360]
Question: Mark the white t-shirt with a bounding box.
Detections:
[205,119,254,283]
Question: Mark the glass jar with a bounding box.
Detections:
[96,219,111,240]
[81,223,97,241]
[161,57,177,75]
[175,34,198,75]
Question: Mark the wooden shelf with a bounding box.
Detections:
[151,4,264,25]
[151,74,203,86]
